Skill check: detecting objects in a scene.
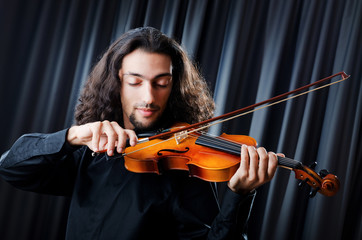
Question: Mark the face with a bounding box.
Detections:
[119,49,173,130]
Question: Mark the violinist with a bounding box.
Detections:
[0,27,279,239]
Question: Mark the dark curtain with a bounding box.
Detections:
[0,0,361,239]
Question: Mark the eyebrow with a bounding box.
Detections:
[124,72,172,81]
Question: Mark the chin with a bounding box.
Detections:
[129,111,166,132]
[131,118,159,131]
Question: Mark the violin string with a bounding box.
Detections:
[197,134,242,153]
[203,132,246,148]
[198,131,245,146]
[124,76,349,156]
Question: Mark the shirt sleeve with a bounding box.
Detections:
[0,129,83,196]
[208,187,256,240]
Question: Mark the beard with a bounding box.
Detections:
[128,112,161,132]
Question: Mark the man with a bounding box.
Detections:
[0,27,278,239]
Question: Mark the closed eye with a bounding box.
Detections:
[123,76,142,86]
[154,77,172,88]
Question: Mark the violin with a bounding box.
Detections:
[108,122,340,197]
[104,72,349,197]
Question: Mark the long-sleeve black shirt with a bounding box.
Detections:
[0,129,255,239]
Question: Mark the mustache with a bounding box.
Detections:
[134,103,160,110]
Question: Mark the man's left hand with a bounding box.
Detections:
[228,145,282,194]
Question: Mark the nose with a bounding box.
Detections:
[141,82,155,104]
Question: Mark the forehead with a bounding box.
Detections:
[120,49,172,78]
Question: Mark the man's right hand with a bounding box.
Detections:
[67,121,138,156]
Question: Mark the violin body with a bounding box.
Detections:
[123,123,257,182]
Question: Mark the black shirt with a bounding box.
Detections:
[0,129,255,239]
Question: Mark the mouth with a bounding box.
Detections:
[136,108,158,117]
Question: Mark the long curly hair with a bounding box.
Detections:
[75,27,215,127]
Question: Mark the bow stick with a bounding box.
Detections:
[136,71,350,143]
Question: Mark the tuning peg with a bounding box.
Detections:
[298,178,309,188]
[309,187,320,198]
[308,162,317,169]
[319,169,329,178]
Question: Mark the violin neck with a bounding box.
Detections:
[195,134,303,170]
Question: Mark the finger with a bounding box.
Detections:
[228,145,250,193]
[90,122,102,152]
[124,129,138,146]
[248,145,259,180]
[111,121,128,153]
[257,147,269,182]
[101,120,117,156]
[99,136,109,151]
[240,144,249,174]
[267,152,278,180]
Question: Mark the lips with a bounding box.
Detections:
[137,108,157,117]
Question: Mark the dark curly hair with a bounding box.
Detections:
[75,27,215,127]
